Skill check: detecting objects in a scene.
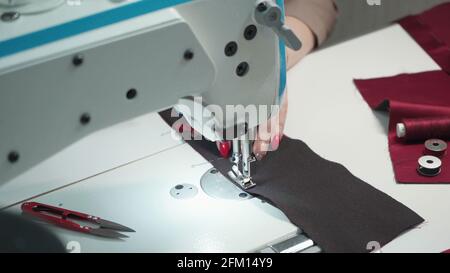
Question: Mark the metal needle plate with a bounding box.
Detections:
[200,168,253,201]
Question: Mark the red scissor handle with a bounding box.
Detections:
[21,202,98,234]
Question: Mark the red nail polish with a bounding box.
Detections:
[271,135,281,151]
[217,141,231,158]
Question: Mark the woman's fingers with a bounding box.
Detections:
[215,91,288,161]
[216,141,231,158]
[253,120,281,160]
[271,134,281,151]
[254,140,271,160]
[253,90,288,160]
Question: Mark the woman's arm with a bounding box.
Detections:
[285,16,316,69]
[285,0,338,68]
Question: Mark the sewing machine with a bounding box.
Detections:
[0,0,303,189]
[0,0,318,252]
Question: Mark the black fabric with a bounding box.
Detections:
[159,110,424,253]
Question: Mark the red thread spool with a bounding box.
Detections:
[396,117,450,142]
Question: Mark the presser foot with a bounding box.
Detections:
[228,165,256,190]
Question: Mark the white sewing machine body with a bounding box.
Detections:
[0,0,311,252]
[0,0,287,182]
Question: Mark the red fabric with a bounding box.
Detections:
[354,71,450,184]
[443,249,450,253]
[355,4,450,184]
[399,3,450,73]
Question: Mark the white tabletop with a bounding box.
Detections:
[3,24,449,253]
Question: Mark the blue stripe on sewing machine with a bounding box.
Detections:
[276,0,287,99]
[0,0,191,58]
[0,0,287,99]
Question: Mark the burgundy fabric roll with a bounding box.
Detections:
[398,117,450,142]
[354,71,450,184]
[398,3,450,74]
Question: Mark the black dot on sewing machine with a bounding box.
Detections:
[224,41,238,57]
[1,11,20,22]
[257,2,268,12]
[7,151,19,163]
[126,89,137,100]
[236,62,249,77]
[183,50,194,60]
[80,113,91,125]
[72,54,84,66]
[244,25,257,40]
[175,184,184,190]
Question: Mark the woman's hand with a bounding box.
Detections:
[252,16,316,160]
[253,90,288,160]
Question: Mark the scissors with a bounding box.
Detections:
[21,202,135,239]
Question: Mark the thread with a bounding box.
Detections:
[417,155,442,177]
[396,117,450,142]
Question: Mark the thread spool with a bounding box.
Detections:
[424,139,447,157]
[417,155,442,177]
[396,117,450,142]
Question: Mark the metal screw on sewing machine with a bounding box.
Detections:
[126,88,137,100]
[79,113,91,125]
[1,12,20,22]
[224,41,238,57]
[257,2,268,12]
[7,151,20,163]
[236,62,249,77]
[210,169,218,174]
[254,0,302,50]
[72,54,84,66]
[244,25,257,40]
[183,50,194,60]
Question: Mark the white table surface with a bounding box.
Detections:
[3,24,450,253]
